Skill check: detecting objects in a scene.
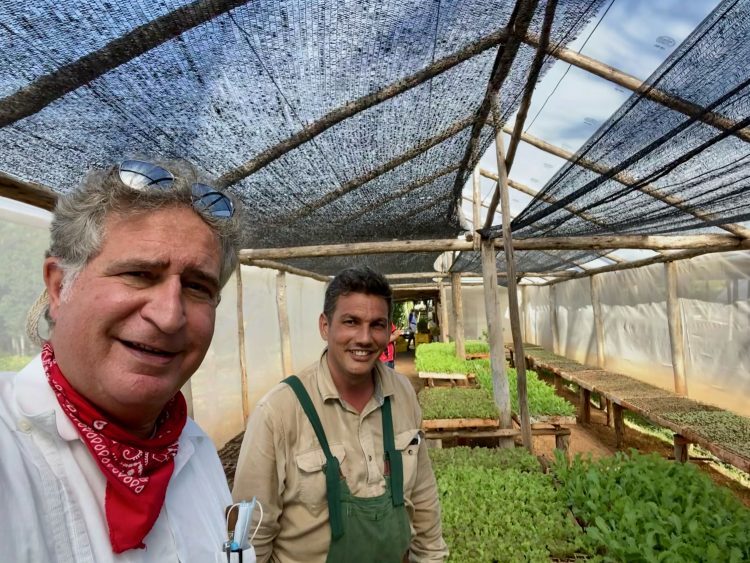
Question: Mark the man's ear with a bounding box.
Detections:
[43,257,66,322]
[319,313,329,341]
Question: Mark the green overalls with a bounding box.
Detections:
[284,376,412,563]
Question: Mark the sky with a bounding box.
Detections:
[463,0,722,270]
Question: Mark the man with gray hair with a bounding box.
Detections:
[0,160,247,561]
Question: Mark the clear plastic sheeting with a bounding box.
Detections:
[444,285,512,343]
[523,251,750,417]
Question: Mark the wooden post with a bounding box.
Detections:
[472,169,482,251]
[235,264,250,424]
[519,285,528,344]
[590,274,605,368]
[674,434,690,463]
[480,239,513,447]
[665,261,688,396]
[438,280,449,343]
[578,388,591,423]
[276,271,294,377]
[613,403,625,449]
[182,379,194,419]
[450,272,466,361]
[491,98,532,451]
[550,285,560,355]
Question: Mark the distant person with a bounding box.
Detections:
[380,321,402,368]
[232,267,448,562]
[407,309,418,350]
[0,159,249,561]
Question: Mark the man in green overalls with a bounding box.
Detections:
[233,267,448,562]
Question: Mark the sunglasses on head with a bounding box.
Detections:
[117,160,234,218]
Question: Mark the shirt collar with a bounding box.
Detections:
[14,354,79,441]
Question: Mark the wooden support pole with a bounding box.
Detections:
[276,272,294,377]
[480,239,513,447]
[665,261,688,396]
[613,403,625,449]
[472,169,482,251]
[590,274,605,368]
[520,285,528,343]
[0,171,58,211]
[491,95,532,450]
[235,263,250,424]
[550,285,560,355]
[450,273,466,361]
[578,388,591,423]
[673,434,690,463]
[438,280,450,343]
[181,379,194,419]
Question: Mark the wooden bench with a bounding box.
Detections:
[507,344,750,474]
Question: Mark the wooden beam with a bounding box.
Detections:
[480,239,513,447]
[665,261,688,396]
[492,93,533,450]
[272,117,472,226]
[590,274,605,368]
[450,272,466,361]
[504,129,750,239]
[0,0,251,128]
[240,234,748,261]
[217,26,512,186]
[0,171,58,210]
[452,0,539,200]
[244,258,331,282]
[391,283,441,291]
[523,32,750,144]
[275,272,294,377]
[235,263,250,424]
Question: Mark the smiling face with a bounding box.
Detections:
[44,206,222,436]
[319,292,390,389]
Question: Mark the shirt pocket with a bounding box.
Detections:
[294,444,346,515]
[395,429,421,493]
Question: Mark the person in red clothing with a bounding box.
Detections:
[379,322,402,369]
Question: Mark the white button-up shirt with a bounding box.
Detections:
[0,355,235,563]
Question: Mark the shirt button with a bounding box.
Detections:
[18,418,32,433]
[368,455,372,461]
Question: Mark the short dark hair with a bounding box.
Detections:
[323,267,392,321]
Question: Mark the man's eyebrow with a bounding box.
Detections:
[104,258,169,273]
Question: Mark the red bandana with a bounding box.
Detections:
[41,342,187,553]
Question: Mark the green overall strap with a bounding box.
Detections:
[283,376,344,540]
[381,396,404,507]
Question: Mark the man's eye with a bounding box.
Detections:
[185,282,216,300]
[123,271,151,280]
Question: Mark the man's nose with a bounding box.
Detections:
[141,277,187,333]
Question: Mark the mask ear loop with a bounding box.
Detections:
[225,500,264,548]
[249,500,263,543]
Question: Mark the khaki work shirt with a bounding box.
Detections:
[232,351,448,563]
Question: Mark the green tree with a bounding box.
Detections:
[0,220,49,355]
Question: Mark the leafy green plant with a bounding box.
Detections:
[419,387,499,420]
[552,449,750,562]
[430,447,588,562]
[0,355,31,371]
